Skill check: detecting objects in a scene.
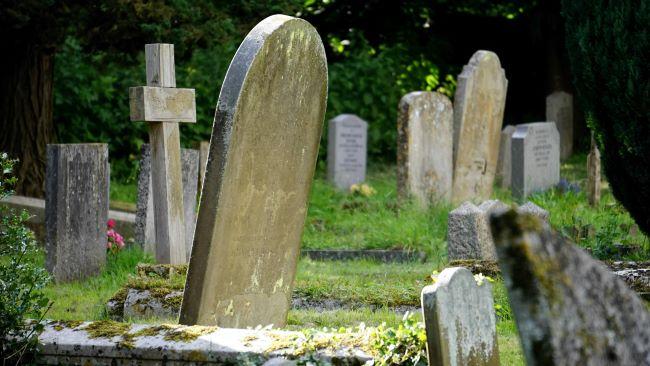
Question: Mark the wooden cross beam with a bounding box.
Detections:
[129,44,195,264]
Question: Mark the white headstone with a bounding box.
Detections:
[511,122,560,199]
[327,114,368,190]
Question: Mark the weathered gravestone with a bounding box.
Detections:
[45,144,109,282]
[421,267,499,366]
[135,144,199,259]
[196,140,210,193]
[495,125,516,188]
[452,50,508,203]
[179,15,328,328]
[511,122,560,199]
[397,91,453,206]
[587,135,601,206]
[545,91,573,160]
[490,210,650,365]
[327,114,368,190]
[129,43,196,264]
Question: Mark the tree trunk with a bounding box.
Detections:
[0,46,55,198]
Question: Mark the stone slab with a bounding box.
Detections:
[301,249,426,263]
[545,91,573,160]
[511,122,560,199]
[422,267,499,366]
[490,210,650,365]
[496,125,516,188]
[397,91,453,206]
[452,50,508,203]
[180,15,328,328]
[45,144,109,282]
[327,114,368,190]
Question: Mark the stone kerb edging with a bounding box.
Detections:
[37,321,372,365]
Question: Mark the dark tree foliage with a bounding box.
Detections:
[563,0,650,234]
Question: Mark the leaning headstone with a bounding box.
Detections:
[495,125,516,188]
[421,267,499,366]
[447,200,507,261]
[327,114,368,190]
[397,91,453,206]
[490,210,650,365]
[587,135,601,206]
[452,50,508,203]
[129,44,196,264]
[45,144,109,282]
[135,144,199,259]
[545,91,573,160]
[511,122,560,199]
[180,15,328,328]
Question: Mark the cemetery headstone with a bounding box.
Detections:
[545,91,573,160]
[518,201,549,222]
[587,135,601,206]
[397,91,453,206]
[129,43,196,264]
[327,114,368,190]
[452,50,508,203]
[421,267,499,366]
[495,125,516,188]
[197,140,210,193]
[179,15,328,328]
[490,210,650,365]
[134,144,199,259]
[45,144,109,282]
[511,122,560,199]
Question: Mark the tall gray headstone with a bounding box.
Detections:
[397,91,453,206]
[180,15,328,328]
[545,91,573,160]
[327,114,368,190]
[452,50,508,203]
[421,267,500,366]
[135,144,199,259]
[490,210,650,365]
[45,144,109,282]
[511,122,560,199]
[495,125,516,188]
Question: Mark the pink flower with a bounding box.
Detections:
[107,219,116,229]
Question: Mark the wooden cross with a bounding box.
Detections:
[129,44,196,264]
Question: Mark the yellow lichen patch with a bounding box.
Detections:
[242,335,259,347]
[162,325,218,343]
[265,332,300,353]
[50,320,84,331]
[84,320,131,339]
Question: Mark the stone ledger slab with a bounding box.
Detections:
[180,15,328,328]
[397,91,453,206]
[327,114,368,190]
[490,210,650,365]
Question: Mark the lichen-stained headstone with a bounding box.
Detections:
[511,122,560,199]
[495,125,516,188]
[452,50,508,203]
[179,15,328,328]
[45,144,109,282]
[447,200,508,261]
[490,210,650,365]
[545,91,573,160]
[421,267,500,366]
[327,114,368,190]
[397,91,453,206]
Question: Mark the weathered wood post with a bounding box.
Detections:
[129,44,196,264]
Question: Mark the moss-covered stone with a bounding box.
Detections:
[448,259,501,278]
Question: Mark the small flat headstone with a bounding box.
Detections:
[397,91,453,206]
[421,267,499,366]
[511,122,560,199]
[496,125,517,188]
[490,210,650,365]
[180,15,328,328]
[452,50,508,203]
[545,91,573,160]
[45,144,109,282]
[135,144,199,259]
[327,114,368,190]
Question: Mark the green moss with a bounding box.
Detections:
[50,320,84,331]
[448,259,501,278]
[162,325,218,342]
[84,320,131,339]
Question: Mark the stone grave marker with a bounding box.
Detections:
[495,125,516,188]
[135,144,199,259]
[327,114,368,190]
[45,144,109,282]
[587,135,601,206]
[397,91,453,206]
[421,267,499,366]
[179,15,328,328]
[196,140,210,193]
[511,122,560,199]
[545,91,573,160]
[452,50,508,203]
[129,43,196,264]
[490,210,650,365]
